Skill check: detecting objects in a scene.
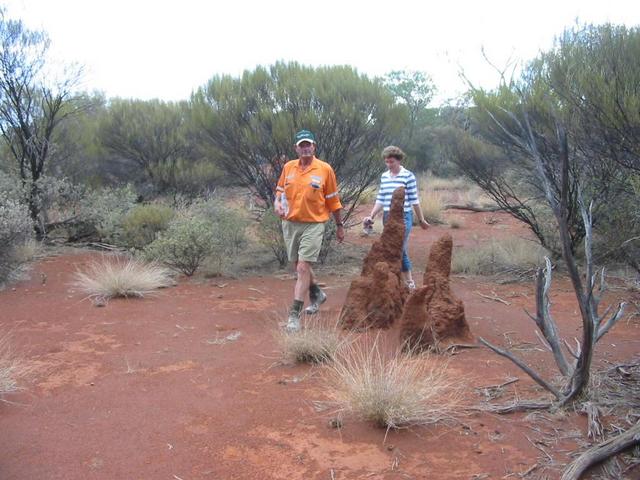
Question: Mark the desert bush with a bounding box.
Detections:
[121,204,174,249]
[0,333,28,397]
[190,199,248,255]
[82,184,138,243]
[72,256,174,300]
[0,192,34,283]
[275,316,344,364]
[257,208,288,268]
[452,236,547,277]
[143,216,218,276]
[323,336,462,429]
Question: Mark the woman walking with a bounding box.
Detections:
[363,146,430,289]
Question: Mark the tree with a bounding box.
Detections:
[544,24,640,174]
[0,9,82,238]
[191,61,406,217]
[99,98,211,195]
[452,24,640,260]
[382,70,435,142]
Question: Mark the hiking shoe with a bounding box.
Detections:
[304,289,327,315]
[285,311,302,333]
[406,280,416,291]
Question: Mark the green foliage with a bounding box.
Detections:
[83,185,138,243]
[192,62,406,218]
[121,204,175,249]
[256,208,288,268]
[543,24,640,173]
[454,23,640,262]
[383,70,436,142]
[190,199,247,255]
[99,99,197,194]
[0,189,33,283]
[143,216,217,276]
[0,10,83,239]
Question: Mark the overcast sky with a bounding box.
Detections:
[3,0,639,104]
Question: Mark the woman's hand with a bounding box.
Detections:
[419,218,430,230]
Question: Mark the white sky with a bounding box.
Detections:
[3,0,640,105]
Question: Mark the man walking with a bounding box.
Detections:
[274,130,344,332]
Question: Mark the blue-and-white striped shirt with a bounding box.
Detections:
[375,167,419,212]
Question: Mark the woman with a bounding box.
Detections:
[363,146,430,289]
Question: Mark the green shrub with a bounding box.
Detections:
[191,200,248,255]
[257,208,288,267]
[83,185,138,244]
[121,204,174,249]
[143,216,217,276]
[0,192,34,283]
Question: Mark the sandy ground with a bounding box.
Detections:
[1,209,638,479]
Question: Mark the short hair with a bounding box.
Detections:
[382,145,405,161]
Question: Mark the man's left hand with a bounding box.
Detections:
[336,225,345,243]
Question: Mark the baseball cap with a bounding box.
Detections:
[294,129,316,145]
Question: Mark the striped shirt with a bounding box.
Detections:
[375,167,419,212]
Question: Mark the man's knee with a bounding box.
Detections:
[296,260,312,276]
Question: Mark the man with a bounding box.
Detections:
[274,129,344,332]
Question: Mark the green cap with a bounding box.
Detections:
[294,129,316,145]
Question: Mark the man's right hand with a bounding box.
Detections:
[274,200,285,217]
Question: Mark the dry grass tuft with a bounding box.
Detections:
[0,333,28,398]
[448,215,464,229]
[421,191,445,224]
[72,256,174,301]
[275,315,346,364]
[322,335,463,429]
[452,236,547,277]
[423,175,471,192]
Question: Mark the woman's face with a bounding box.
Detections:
[384,155,401,172]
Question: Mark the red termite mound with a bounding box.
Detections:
[399,234,473,350]
[339,188,409,329]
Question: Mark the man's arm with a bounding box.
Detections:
[274,166,287,217]
[332,208,345,242]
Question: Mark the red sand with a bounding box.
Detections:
[1,209,638,479]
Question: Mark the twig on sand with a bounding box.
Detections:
[205,331,242,345]
[442,343,479,354]
[475,291,511,306]
[479,377,519,391]
[525,435,553,462]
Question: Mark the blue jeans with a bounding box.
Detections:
[383,210,413,272]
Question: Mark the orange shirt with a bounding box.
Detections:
[276,157,342,223]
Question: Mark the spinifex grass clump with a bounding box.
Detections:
[276,315,345,364]
[72,256,174,300]
[0,333,28,398]
[323,335,462,429]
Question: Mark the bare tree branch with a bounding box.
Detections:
[561,421,640,480]
[478,337,562,399]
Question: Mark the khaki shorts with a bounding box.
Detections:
[282,221,326,263]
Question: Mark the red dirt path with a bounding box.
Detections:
[1,209,638,479]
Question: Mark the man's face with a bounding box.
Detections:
[296,141,315,159]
